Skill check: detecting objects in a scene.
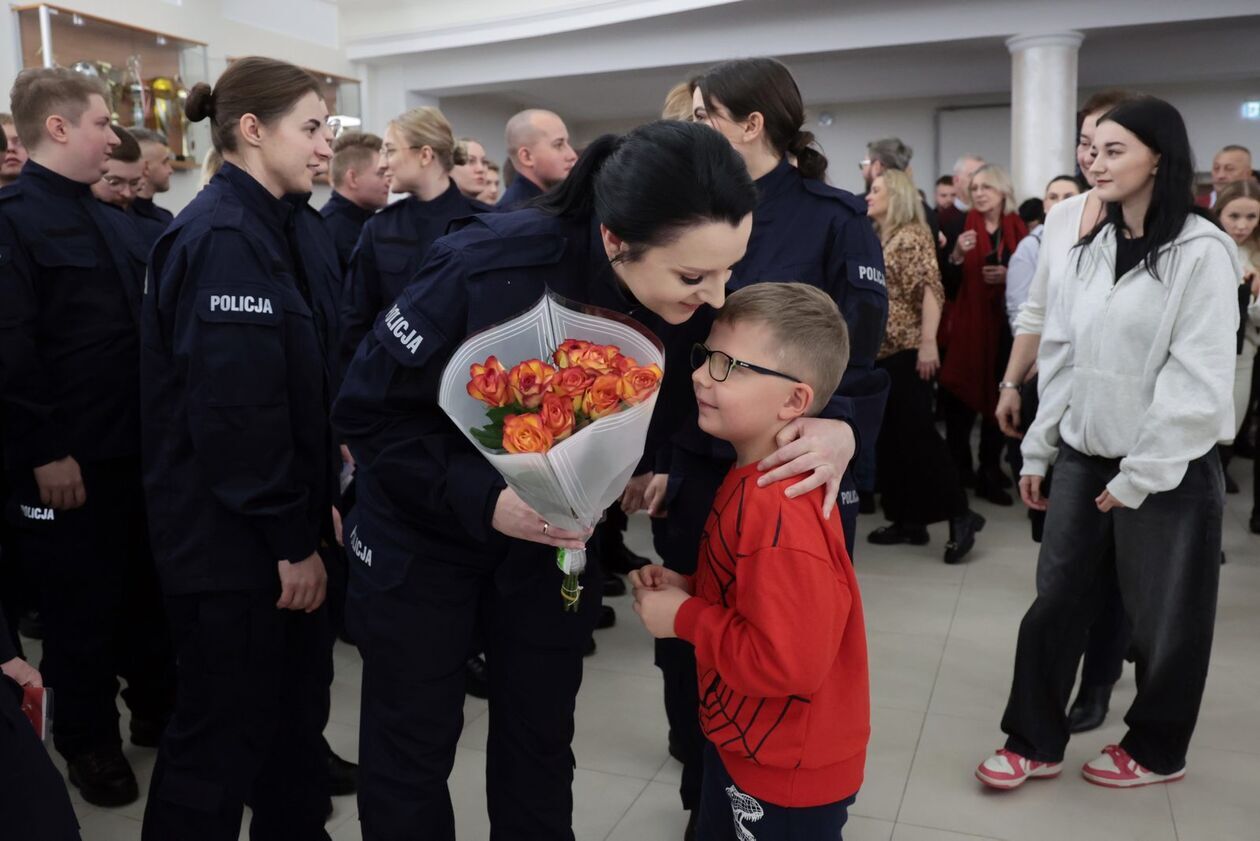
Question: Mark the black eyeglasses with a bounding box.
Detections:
[691,343,802,384]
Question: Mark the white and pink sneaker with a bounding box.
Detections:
[1081,745,1186,788]
[975,748,1063,790]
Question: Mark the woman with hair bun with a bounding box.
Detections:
[139,56,339,840]
[645,56,888,833]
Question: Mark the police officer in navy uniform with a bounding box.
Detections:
[138,58,339,841]
[88,124,166,252]
[496,108,578,209]
[0,67,175,808]
[0,603,83,841]
[320,130,388,274]
[128,127,177,230]
[338,107,489,371]
[333,121,757,841]
[639,59,889,837]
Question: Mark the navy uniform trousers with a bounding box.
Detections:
[141,591,332,841]
[652,448,858,811]
[347,538,603,841]
[7,457,173,760]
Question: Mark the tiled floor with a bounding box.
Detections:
[25,457,1260,841]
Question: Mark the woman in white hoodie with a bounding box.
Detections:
[977,96,1241,791]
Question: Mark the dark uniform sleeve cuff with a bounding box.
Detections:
[258,514,320,564]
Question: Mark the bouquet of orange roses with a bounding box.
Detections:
[439,293,665,610]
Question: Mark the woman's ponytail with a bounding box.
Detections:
[532,133,625,218]
[789,129,828,181]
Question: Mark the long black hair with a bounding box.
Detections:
[534,120,756,261]
[695,57,827,181]
[1078,96,1219,280]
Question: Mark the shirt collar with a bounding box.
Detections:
[20,159,93,199]
[328,190,375,223]
[217,162,293,236]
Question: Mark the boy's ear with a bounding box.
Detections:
[44,114,71,146]
[779,382,814,422]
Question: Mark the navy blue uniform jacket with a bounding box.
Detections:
[496,175,543,210]
[0,161,149,469]
[140,163,341,594]
[319,190,375,275]
[333,208,668,592]
[665,159,890,491]
[339,181,488,373]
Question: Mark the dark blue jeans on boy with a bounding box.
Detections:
[697,745,856,841]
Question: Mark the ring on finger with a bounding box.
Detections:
[542,522,550,536]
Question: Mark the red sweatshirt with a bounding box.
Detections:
[674,462,870,807]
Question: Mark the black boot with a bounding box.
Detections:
[1067,684,1112,733]
[327,748,359,797]
[944,512,985,565]
[868,523,929,546]
[603,542,651,575]
[597,605,616,629]
[465,655,489,699]
[1251,509,1260,535]
[684,809,697,841]
[67,747,140,807]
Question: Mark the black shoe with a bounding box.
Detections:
[1251,510,1260,535]
[1067,684,1112,734]
[603,543,652,575]
[944,512,985,565]
[327,749,358,797]
[603,572,627,598]
[67,748,140,808]
[975,473,1013,506]
[597,605,616,629]
[18,610,43,640]
[684,809,697,841]
[1224,470,1239,494]
[465,655,489,699]
[584,637,597,657]
[868,523,929,546]
[129,716,167,748]
[858,491,877,515]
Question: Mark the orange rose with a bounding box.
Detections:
[549,365,596,404]
[466,355,511,407]
[618,363,663,405]
[611,352,638,374]
[538,393,576,441]
[575,344,623,374]
[502,413,554,454]
[508,359,556,409]
[581,373,623,419]
[553,339,593,369]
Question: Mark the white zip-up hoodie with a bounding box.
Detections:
[1021,214,1242,508]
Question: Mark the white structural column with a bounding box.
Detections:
[1006,32,1085,201]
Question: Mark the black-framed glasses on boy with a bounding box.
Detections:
[691,343,802,384]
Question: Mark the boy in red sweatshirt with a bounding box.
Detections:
[633,282,870,840]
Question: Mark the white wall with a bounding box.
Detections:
[437,95,526,170]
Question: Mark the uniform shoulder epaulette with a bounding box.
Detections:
[209,192,246,231]
[802,179,867,216]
